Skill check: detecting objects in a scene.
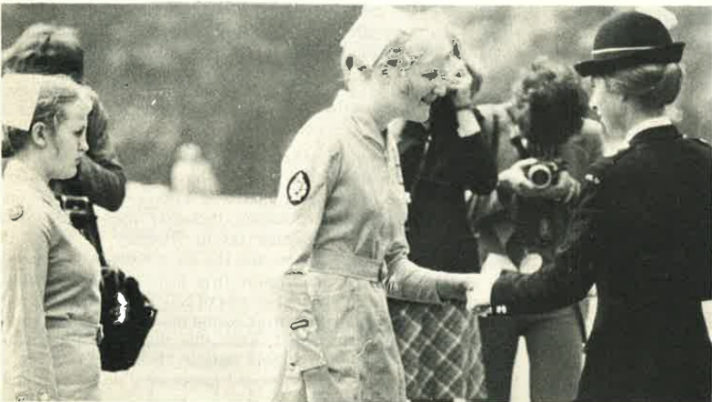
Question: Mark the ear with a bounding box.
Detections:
[29,122,51,148]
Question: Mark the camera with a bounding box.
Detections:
[525,160,561,189]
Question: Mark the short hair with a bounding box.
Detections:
[513,57,588,147]
[2,23,84,82]
[603,63,682,112]
[4,75,92,153]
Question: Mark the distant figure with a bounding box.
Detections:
[170,142,219,195]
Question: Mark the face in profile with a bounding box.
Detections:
[48,99,91,179]
[510,98,531,136]
[449,63,474,107]
[389,34,458,123]
[589,77,625,137]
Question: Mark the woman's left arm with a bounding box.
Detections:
[1,205,59,400]
[453,109,498,194]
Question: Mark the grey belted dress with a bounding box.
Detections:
[275,90,449,402]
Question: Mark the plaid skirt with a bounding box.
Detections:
[388,299,487,400]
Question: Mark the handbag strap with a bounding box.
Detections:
[57,195,108,267]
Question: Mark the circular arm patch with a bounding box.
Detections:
[287,171,310,205]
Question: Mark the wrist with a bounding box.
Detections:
[435,272,469,301]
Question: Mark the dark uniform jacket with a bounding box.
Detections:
[398,98,498,273]
[491,124,712,401]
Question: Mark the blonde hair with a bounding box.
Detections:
[340,8,458,89]
[4,74,93,152]
[604,63,683,111]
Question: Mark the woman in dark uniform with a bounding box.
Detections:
[474,11,712,402]
[388,64,497,402]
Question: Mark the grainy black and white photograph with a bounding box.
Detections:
[1,2,711,402]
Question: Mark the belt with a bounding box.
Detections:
[46,318,104,345]
[310,248,386,282]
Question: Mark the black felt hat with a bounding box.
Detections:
[574,11,685,77]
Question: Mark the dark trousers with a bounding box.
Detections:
[479,305,584,402]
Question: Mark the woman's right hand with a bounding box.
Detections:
[301,366,348,402]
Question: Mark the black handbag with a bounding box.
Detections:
[99,267,158,371]
[58,194,158,371]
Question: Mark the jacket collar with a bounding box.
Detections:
[628,123,681,147]
[624,116,673,144]
[332,90,387,149]
[3,159,57,206]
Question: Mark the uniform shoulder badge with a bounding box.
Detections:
[7,204,24,221]
[690,137,711,147]
[287,170,310,205]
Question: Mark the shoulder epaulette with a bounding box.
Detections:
[688,136,711,148]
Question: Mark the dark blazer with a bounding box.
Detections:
[491,124,712,401]
[399,97,498,273]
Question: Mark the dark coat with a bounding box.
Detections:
[491,124,712,401]
[399,97,498,273]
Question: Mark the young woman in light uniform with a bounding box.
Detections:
[274,8,491,402]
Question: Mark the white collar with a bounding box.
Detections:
[624,116,673,144]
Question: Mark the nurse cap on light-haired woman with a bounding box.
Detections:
[2,74,102,401]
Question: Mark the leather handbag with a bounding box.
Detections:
[58,194,158,371]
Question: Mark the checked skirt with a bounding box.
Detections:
[388,299,487,400]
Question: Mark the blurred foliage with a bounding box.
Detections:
[3,5,710,196]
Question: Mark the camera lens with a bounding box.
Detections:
[527,165,552,188]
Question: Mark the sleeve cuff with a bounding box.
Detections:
[456,109,482,138]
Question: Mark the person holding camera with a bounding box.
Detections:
[469,58,604,402]
[2,23,127,262]
[386,62,497,402]
[469,11,711,401]
[2,74,100,401]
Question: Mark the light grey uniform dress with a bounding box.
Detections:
[275,91,450,402]
[2,160,102,401]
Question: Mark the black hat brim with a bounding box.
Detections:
[574,42,685,77]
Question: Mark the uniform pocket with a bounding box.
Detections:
[307,272,359,400]
[48,337,101,400]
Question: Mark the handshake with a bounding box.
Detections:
[442,254,518,314]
